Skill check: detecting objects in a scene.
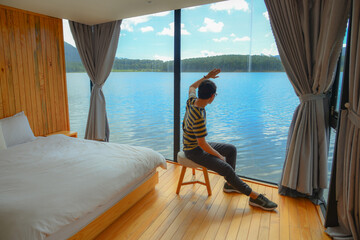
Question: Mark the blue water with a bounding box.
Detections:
[66,72,334,186]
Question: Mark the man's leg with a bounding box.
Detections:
[184,145,252,196]
[208,142,237,170]
[209,142,242,192]
[184,145,278,211]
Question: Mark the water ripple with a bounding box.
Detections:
[67,72,334,184]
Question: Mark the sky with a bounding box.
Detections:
[63,0,279,61]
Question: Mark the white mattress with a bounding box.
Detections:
[47,170,156,240]
[0,135,166,240]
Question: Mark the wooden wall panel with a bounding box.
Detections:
[0,5,69,136]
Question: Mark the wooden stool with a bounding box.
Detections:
[176,151,212,196]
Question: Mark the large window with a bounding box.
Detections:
[181,2,293,184]
[64,1,345,189]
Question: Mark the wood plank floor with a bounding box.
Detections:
[96,162,331,240]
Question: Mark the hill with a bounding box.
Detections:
[64,42,284,72]
[64,42,85,72]
[64,42,81,62]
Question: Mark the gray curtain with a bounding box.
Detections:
[326,1,360,239]
[264,0,350,202]
[69,20,122,141]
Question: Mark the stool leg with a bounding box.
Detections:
[202,168,212,196]
[176,166,187,194]
[191,168,196,181]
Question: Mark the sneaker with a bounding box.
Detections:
[223,183,242,194]
[249,194,277,211]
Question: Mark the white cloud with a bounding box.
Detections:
[122,12,170,32]
[198,18,224,33]
[62,19,76,47]
[233,36,250,42]
[210,0,249,14]
[181,26,191,35]
[141,26,154,32]
[129,16,150,25]
[230,33,236,37]
[122,16,150,32]
[182,50,225,59]
[263,11,269,21]
[261,43,279,56]
[185,6,200,10]
[154,55,172,61]
[158,26,173,36]
[158,22,190,36]
[150,11,171,17]
[200,50,224,57]
[213,37,228,42]
[121,22,134,32]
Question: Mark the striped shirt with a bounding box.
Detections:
[182,92,207,151]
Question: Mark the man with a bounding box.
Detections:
[182,68,277,211]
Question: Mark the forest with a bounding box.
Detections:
[65,55,284,73]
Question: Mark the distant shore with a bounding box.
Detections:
[66,54,285,73]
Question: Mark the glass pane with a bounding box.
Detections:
[324,128,337,201]
[103,12,174,159]
[103,72,173,158]
[336,25,349,112]
[66,73,90,138]
[181,2,297,184]
[63,20,90,138]
[64,13,174,159]
[325,22,349,202]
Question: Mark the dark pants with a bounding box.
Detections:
[184,142,252,196]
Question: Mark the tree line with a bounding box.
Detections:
[66,54,284,73]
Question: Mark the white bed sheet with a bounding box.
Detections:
[0,135,166,240]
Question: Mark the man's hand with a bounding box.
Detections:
[189,68,221,95]
[204,68,221,79]
[197,137,226,161]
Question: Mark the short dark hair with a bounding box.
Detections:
[198,80,217,99]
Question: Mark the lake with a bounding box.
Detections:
[66,72,334,185]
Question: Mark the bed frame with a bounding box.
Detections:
[68,171,159,240]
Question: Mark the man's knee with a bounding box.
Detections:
[224,143,237,155]
[218,163,235,177]
[229,144,237,154]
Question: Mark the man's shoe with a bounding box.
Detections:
[223,183,242,194]
[249,194,277,211]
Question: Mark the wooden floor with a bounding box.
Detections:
[96,162,331,240]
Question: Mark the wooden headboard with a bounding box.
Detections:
[0,5,69,136]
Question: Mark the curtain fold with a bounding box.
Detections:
[264,0,350,202]
[326,0,360,238]
[69,20,122,141]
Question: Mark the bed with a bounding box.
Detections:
[0,112,167,240]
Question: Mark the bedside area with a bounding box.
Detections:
[46,131,78,138]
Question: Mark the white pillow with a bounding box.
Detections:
[0,124,6,150]
[0,112,36,148]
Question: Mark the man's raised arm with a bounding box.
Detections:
[189,68,221,95]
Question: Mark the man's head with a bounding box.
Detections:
[198,80,217,100]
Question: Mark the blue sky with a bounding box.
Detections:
[63,0,279,61]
